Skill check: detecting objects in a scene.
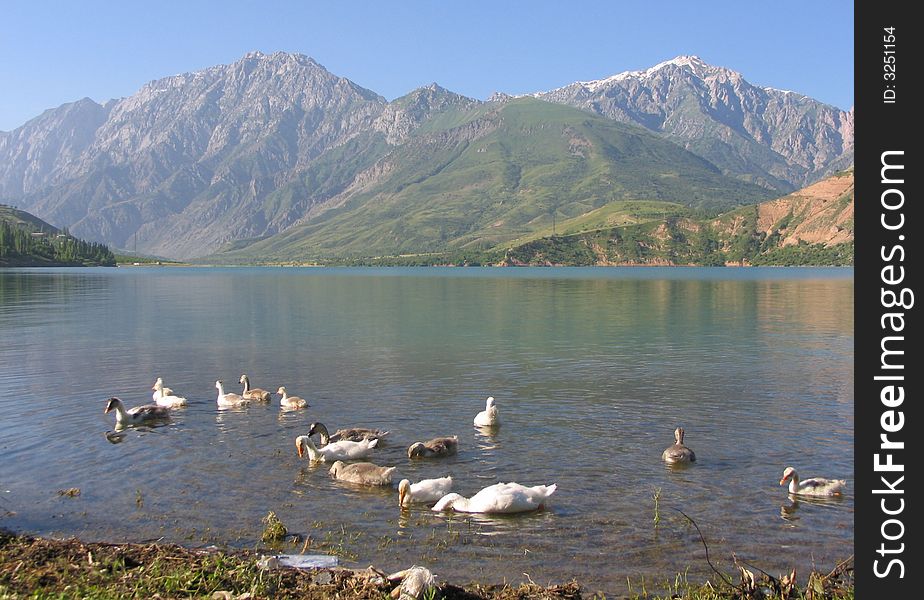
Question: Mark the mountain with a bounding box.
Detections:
[1,52,391,258]
[0,52,849,261]
[531,56,853,192]
[500,169,854,267]
[210,97,774,262]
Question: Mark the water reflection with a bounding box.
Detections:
[0,267,853,595]
[781,494,846,524]
[104,430,126,444]
[474,425,500,446]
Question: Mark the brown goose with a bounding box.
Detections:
[329,460,396,486]
[661,426,696,464]
[308,422,389,446]
[104,397,170,430]
[407,436,458,459]
[239,374,271,402]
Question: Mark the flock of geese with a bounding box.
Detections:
[104,377,847,515]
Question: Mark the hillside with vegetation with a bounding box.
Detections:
[498,170,854,266]
[211,98,773,263]
[0,205,115,266]
[327,170,853,267]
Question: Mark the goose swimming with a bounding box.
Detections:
[432,481,556,514]
[473,396,498,427]
[295,435,378,462]
[408,436,458,459]
[105,397,170,429]
[216,380,249,407]
[151,378,188,408]
[329,460,396,486]
[239,374,272,402]
[398,476,453,507]
[661,426,696,464]
[308,421,389,446]
[780,467,846,496]
[276,386,308,409]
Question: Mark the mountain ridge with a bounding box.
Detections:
[0,52,852,260]
[529,55,853,191]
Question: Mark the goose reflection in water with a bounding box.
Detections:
[781,494,846,524]
[474,425,500,449]
[104,430,126,444]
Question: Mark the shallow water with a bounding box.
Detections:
[0,266,853,594]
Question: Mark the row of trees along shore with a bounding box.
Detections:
[0,219,116,266]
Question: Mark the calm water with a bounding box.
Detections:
[0,267,853,593]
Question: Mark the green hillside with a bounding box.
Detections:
[325,171,855,267]
[500,171,855,267]
[211,98,774,262]
[0,204,116,267]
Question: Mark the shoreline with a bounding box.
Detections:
[0,530,854,599]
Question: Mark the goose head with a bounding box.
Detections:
[239,374,249,385]
[432,492,464,511]
[307,422,329,444]
[104,397,123,414]
[407,442,426,458]
[780,466,798,486]
[398,479,411,507]
[215,380,225,393]
[674,426,685,445]
[329,460,346,477]
[152,377,164,391]
[295,435,315,458]
[486,396,495,409]
[276,386,287,397]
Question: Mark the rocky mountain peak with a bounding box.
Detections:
[372,83,480,144]
[534,56,851,191]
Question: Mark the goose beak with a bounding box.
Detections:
[296,439,304,458]
[398,488,406,508]
[779,477,787,485]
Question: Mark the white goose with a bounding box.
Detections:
[151,378,176,401]
[105,397,170,429]
[780,467,846,497]
[473,396,498,427]
[151,378,188,408]
[398,476,453,507]
[295,435,377,462]
[276,386,308,409]
[432,481,556,514]
[215,380,249,407]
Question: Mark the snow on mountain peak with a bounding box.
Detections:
[652,55,707,70]
[573,55,727,92]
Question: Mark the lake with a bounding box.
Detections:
[0,266,854,594]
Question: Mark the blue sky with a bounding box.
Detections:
[1,1,853,131]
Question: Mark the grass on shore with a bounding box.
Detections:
[0,530,852,599]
